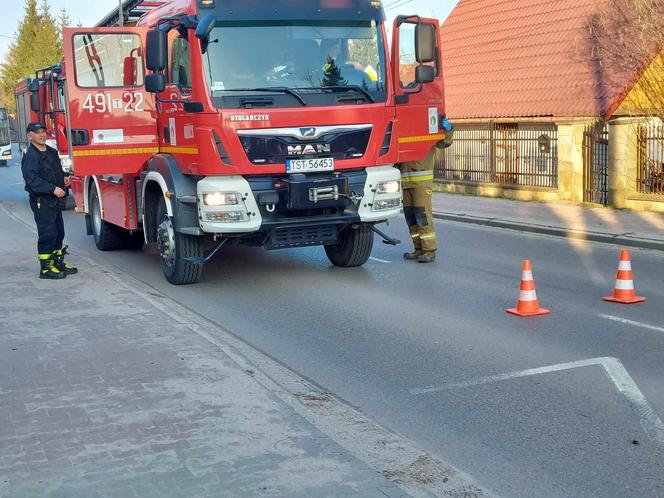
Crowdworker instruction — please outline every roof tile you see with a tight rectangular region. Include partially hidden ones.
[441,0,640,119]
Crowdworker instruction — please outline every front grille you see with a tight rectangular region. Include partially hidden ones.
[266,225,339,249]
[239,128,371,164]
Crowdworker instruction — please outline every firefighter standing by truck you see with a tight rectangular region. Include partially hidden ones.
[21,123,77,279]
[401,117,454,263]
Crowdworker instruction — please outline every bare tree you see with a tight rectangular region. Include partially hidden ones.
[589,0,664,120]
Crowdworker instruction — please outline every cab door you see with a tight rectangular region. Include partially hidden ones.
[63,27,157,175]
[391,17,446,163]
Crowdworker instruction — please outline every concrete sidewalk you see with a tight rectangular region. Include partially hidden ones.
[0,204,488,498]
[433,193,664,251]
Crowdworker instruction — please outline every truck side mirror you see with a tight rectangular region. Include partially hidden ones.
[145,73,165,93]
[30,92,41,112]
[415,65,435,84]
[195,14,216,39]
[146,29,167,71]
[28,80,39,92]
[196,14,216,54]
[415,23,436,64]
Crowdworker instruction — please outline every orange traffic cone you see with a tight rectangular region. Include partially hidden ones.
[603,249,646,304]
[506,259,550,317]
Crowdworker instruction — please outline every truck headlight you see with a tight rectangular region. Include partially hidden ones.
[1,149,10,156]
[376,180,400,194]
[203,192,240,206]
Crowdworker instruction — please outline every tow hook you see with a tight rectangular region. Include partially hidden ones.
[370,225,401,246]
[184,237,228,265]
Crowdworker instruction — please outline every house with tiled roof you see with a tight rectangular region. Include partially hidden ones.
[435,0,664,212]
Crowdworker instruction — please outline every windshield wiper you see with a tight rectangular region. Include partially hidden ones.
[217,87,307,106]
[320,85,375,103]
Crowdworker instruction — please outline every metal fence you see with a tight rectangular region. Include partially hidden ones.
[637,120,664,195]
[583,121,609,205]
[434,123,559,188]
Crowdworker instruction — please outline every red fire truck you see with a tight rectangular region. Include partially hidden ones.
[24,0,448,284]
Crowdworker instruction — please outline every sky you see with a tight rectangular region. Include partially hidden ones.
[0,0,459,62]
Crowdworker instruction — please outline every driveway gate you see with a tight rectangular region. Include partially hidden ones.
[583,121,609,205]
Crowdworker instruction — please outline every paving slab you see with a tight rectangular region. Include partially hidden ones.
[0,201,490,498]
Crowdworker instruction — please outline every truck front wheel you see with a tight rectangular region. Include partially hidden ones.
[156,197,203,285]
[324,223,374,267]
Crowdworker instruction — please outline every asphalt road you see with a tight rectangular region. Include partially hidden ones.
[3,147,663,497]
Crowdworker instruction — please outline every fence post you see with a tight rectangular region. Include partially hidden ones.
[608,118,641,209]
[556,121,586,202]
[489,121,496,182]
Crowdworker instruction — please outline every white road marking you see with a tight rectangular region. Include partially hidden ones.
[369,257,391,264]
[410,356,664,446]
[598,314,664,334]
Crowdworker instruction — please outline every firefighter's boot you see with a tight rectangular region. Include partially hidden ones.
[52,246,78,275]
[38,254,66,280]
[417,251,436,264]
[403,228,422,260]
[403,250,422,260]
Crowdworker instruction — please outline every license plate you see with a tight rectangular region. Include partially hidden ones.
[286,157,334,173]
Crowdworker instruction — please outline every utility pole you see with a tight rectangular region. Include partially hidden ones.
[118,0,124,26]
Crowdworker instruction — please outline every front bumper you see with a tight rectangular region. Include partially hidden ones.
[197,166,402,236]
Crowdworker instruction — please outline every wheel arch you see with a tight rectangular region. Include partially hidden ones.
[142,154,200,243]
[84,176,103,215]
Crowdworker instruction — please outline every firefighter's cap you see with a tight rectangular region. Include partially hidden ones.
[26,122,47,133]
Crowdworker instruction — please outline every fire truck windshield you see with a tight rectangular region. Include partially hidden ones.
[203,20,387,107]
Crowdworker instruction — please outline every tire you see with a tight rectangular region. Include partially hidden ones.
[324,223,374,267]
[89,183,125,251]
[156,197,203,285]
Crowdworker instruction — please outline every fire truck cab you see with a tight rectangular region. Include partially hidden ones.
[59,0,447,284]
[15,68,74,175]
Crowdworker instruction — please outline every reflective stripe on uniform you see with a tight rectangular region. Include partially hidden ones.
[411,233,420,238]
[419,232,436,240]
[401,169,434,179]
[402,175,434,184]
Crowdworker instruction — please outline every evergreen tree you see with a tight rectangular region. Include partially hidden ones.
[56,8,71,54]
[36,0,61,67]
[0,0,62,114]
[321,55,347,87]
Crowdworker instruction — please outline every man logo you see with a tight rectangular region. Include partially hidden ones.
[287,143,331,156]
[300,127,316,138]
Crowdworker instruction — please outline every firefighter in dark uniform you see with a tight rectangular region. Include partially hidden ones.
[401,116,454,263]
[21,123,78,279]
